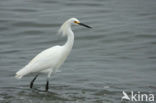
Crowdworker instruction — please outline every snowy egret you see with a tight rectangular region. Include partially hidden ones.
[15,18,92,91]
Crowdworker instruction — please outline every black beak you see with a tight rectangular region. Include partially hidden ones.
[78,23,92,29]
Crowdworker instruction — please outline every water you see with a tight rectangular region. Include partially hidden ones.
[0,0,156,102]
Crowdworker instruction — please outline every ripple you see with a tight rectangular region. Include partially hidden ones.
[0,0,156,102]
[12,8,38,13]
[12,21,58,28]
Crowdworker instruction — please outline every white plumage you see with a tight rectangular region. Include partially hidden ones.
[15,18,91,91]
[16,46,63,78]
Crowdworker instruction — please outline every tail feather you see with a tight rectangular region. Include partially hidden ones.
[15,66,29,79]
[15,74,23,79]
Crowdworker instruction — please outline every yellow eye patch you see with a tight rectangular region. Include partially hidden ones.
[74,21,80,24]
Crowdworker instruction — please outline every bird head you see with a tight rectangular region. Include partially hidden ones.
[58,18,91,36]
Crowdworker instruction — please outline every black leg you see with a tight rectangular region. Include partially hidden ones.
[45,79,49,92]
[30,74,38,88]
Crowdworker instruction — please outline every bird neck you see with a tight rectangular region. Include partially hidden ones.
[64,27,74,50]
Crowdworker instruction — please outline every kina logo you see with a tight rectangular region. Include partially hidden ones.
[121,91,155,102]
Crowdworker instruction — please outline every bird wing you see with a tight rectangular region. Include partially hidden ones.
[23,46,63,73]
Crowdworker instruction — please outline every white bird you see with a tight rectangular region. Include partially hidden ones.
[15,18,92,91]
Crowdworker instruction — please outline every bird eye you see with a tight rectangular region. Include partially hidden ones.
[74,21,79,24]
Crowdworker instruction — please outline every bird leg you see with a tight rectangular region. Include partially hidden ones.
[45,70,53,92]
[45,79,49,92]
[30,74,38,88]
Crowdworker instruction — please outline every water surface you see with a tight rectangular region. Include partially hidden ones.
[0,0,156,102]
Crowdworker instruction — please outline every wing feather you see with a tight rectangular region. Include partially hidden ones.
[15,46,63,78]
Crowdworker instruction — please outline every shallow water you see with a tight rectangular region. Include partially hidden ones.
[0,0,156,102]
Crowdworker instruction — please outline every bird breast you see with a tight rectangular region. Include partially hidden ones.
[54,46,72,69]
